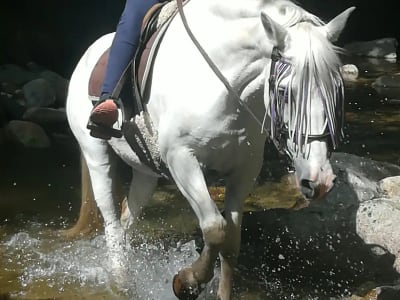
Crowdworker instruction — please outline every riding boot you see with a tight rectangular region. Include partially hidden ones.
[90,94,119,127]
[87,94,124,139]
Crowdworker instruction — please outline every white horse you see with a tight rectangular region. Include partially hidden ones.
[66,0,354,298]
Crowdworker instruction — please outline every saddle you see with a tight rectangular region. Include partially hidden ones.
[87,0,182,178]
[88,0,177,112]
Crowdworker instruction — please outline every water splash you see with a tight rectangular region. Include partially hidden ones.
[1,222,203,299]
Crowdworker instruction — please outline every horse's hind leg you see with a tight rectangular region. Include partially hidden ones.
[122,169,158,230]
[62,154,103,239]
[63,152,127,239]
[79,141,126,265]
[217,162,262,300]
[166,147,226,299]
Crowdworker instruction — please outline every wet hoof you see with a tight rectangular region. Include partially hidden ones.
[172,268,202,300]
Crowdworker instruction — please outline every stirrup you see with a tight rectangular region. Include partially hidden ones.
[87,120,123,139]
[87,97,125,140]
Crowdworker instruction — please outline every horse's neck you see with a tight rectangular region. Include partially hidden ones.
[203,0,293,21]
[185,0,273,93]
[204,0,268,18]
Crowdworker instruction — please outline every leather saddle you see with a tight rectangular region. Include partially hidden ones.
[88,0,178,119]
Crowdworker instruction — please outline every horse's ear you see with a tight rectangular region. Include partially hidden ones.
[260,12,287,51]
[321,7,356,42]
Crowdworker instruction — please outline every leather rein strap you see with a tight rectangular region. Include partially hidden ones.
[175,0,270,136]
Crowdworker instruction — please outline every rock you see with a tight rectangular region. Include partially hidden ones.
[376,285,400,300]
[0,92,26,120]
[344,38,398,59]
[22,107,67,124]
[357,197,400,272]
[0,128,8,144]
[22,78,56,108]
[0,82,19,94]
[5,120,51,148]
[371,74,400,101]
[359,57,398,73]
[340,64,359,81]
[0,64,36,85]
[25,61,47,73]
[329,152,400,204]
[372,74,400,88]
[372,85,400,101]
[0,102,6,126]
[379,176,400,198]
[356,175,400,273]
[39,70,69,107]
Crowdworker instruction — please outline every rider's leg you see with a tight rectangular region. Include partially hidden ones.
[90,0,159,128]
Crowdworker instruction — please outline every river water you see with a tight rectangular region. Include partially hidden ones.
[1,56,400,299]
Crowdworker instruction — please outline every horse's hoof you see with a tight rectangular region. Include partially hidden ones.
[172,271,201,300]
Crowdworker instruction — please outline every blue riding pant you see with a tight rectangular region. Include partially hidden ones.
[101,0,160,96]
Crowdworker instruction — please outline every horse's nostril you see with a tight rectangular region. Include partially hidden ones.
[300,179,317,199]
[300,179,316,190]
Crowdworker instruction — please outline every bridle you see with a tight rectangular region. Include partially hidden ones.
[175,1,342,158]
[268,46,340,157]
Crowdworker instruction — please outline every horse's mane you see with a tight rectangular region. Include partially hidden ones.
[269,0,344,154]
[263,0,323,27]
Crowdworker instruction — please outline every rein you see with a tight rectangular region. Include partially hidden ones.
[175,0,270,136]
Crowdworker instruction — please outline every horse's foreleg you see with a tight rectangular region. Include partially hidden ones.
[166,147,226,299]
[122,169,158,229]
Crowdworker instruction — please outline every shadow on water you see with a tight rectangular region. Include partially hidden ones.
[1,56,400,299]
[0,135,81,224]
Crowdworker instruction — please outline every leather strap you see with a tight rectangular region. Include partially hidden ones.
[175,0,269,135]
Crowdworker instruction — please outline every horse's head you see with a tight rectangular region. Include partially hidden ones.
[261,5,355,200]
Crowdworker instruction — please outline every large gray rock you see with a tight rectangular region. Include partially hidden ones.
[5,120,51,148]
[0,91,26,120]
[357,176,400,272]
[22,107,68,134]
[379,176,400,198]
[22,107,67,124]
[38,70,69,107]
[22,78,56,108]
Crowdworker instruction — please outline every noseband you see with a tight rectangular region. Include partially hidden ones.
[268,47,343,156]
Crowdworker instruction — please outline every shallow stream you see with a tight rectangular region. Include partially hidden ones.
[1,56,400,299]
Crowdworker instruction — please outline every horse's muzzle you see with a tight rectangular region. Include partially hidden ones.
[299,177,334,201]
